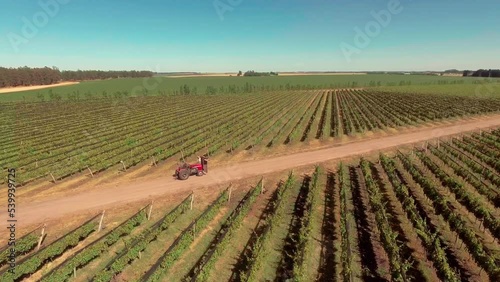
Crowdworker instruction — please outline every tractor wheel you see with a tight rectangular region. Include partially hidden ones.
[196,170,203,176]
[178,169,190,180]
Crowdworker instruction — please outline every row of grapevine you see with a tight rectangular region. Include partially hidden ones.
[440,142,500,187]
[187,179,263,281]
[338,163,355,282]
[141,188,230,282]
[0,215,99,281]
[414,151,500,238]
[42,205,150,281]
[92,193,193,281]
[428,145,500,207]
[292,166,321,280]
[0,228,39,267]
[398,153,500,280]
[316,91,331,139]
[379,154,461,281]
[359,159,412,281]
[452,138,500,173]
[238,172,296,281]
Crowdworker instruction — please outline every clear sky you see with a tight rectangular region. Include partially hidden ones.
[0,0,498,72]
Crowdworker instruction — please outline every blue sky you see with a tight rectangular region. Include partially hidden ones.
[0,0,499,72]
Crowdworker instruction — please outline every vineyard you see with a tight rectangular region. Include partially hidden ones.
[1,129,499,281]
[1,89,500,186]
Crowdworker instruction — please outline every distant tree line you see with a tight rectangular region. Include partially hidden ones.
[0,67,61,88]
[0,66,154,88]
[463,69,500,78]
[61,70,154,81]
[241,70,279,77]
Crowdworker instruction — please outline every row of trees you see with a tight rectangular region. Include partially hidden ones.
[0,67,61,88]
[61,70,154,81]
[0,66,154,88]
[463,69,500,78]
[238,70,279,77]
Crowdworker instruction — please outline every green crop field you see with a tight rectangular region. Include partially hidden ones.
[2,129,499,281]
[0,74,494,102]
[377,82,500,97]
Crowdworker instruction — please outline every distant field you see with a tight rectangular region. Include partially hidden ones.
[0,74,494,102]
[377,82,500,97]
[164,72,368,77]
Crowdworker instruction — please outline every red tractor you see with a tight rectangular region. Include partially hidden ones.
[175,156,208,180]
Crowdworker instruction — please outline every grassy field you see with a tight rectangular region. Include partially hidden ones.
[0,74,495,102]
[377,82,500,97]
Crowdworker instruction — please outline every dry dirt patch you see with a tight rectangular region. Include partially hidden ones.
[0,82,79,94]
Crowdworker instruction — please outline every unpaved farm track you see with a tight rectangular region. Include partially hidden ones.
[11,114,500,227]
[0,82,79,94]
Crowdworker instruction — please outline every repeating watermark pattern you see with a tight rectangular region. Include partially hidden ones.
[7,0,71,53]
[213,0,244,21]
[340,0,408,62]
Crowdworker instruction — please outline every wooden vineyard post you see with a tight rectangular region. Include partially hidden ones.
[120,161,127,172]
[152,156,157,167]
[148,201,154,220]
[261,178,265,194]
[437,138,440,149]
[74,267,77,278]
[87,166,94,178]
[36,224,46,251]
[181,150,185,162]
[228,184,233,203]
[50,173,56,183]
[35,159,38,168]
[190,192,194,210]
[139,251,142,259]
[98,210,105,232]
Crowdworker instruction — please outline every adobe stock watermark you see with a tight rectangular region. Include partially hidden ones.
[213,0,243,21]
[6,0,71,53]
[340,0,410,62]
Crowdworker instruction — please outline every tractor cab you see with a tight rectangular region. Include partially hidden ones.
[175,156,208,180]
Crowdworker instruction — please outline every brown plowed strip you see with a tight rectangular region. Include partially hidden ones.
[0,82,79,94]
[12,114,500,227]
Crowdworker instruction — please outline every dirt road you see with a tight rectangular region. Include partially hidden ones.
[11,114,500,226]
[0,82,79,94]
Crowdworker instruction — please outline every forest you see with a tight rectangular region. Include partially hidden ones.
[463,69,500,78]
[0,66,153,88]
